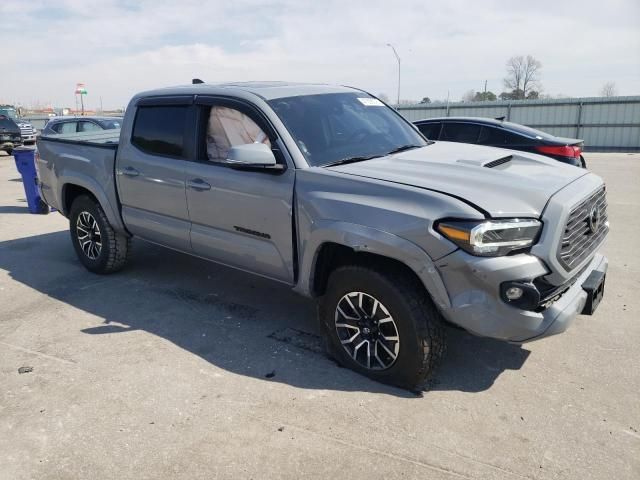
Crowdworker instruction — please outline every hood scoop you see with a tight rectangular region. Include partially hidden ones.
[484,155,513,168]
[454,154,513,168]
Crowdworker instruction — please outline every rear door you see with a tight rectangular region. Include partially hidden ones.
[183,97,295,283]
[115,97,194,251]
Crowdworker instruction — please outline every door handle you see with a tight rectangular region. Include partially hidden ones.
[118,166,140,177]
[187,178,211,191]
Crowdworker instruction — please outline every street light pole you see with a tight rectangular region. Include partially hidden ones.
[386,43,401,107]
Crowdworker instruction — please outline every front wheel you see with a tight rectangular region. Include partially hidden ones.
[319,265,445,390]
[69,195,130,274]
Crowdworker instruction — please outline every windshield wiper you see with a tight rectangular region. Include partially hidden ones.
[323,144,425,168]
[323,154,381,167]
[384,144,424,155]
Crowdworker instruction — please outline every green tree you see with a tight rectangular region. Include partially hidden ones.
[472,91,497,102]
[419,97,431,104]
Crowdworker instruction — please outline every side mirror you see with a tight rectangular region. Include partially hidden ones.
[226,143,277,167]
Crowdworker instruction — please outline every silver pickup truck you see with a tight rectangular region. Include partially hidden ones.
[36,82,609,389]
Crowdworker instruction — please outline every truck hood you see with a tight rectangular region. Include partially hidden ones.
[328,141,589,217]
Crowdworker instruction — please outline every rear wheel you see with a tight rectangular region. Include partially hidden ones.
[69,195,130,274]
[319,265,445,390]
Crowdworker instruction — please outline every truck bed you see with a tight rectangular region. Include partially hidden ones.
[39,129,121,147]
[36,130,124,232]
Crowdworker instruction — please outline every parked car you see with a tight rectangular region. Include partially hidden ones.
[414,117,587,168]
[41,116,123,136]
[35,82,608,389]
[0,115,23,155]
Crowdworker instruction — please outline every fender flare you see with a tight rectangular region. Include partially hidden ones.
[59,172,127,234]
[294,220,451,310]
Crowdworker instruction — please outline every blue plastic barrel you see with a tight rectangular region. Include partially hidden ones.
[13,147,49,214]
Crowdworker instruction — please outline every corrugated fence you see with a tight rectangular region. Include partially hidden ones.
[398,96,640,152]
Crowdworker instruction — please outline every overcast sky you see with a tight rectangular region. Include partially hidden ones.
[2,0,639,109]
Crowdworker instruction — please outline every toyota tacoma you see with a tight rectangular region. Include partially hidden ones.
[35,82,609,389]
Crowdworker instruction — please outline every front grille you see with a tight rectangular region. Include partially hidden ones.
[19,125,34,136]
[557,186,608,270]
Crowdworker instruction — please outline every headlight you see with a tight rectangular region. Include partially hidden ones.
[436,218,542,256]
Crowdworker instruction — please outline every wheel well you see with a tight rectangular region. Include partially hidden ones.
[311,242,424,297]
[62,184,96,216]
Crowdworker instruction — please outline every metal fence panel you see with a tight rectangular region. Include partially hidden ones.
[398,96,640,151]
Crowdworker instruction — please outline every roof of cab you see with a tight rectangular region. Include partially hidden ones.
[134,81,360,101]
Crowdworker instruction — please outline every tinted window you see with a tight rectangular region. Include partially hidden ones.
[132,106,187,157]
[501,121,556,140]
[440,123,481,143]
[478,126,506,145]
[78,121,103,133]
[417,122,441,140]
[269,92,426,167]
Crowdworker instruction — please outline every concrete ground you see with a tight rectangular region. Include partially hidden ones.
[0,152,638,480]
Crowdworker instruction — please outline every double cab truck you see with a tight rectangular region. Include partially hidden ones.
[35,82,609,389]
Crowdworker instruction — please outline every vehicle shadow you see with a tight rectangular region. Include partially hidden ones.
[0,230,530,396]
[0,205,30,214]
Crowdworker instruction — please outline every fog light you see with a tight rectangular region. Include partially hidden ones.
[500,281,541,311]
[505,286,524,300]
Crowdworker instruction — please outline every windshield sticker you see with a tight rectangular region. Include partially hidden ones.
[357,98,384,106]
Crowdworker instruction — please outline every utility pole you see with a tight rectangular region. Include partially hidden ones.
[386,43,401,107]
[484,80,487,94]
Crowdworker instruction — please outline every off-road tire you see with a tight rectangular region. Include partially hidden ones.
[319,265,445,390]
[69,195,130,274]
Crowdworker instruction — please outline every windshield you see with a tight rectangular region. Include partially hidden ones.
[0,107,18,120]
[268,92,426,167]
[99,118,123,129]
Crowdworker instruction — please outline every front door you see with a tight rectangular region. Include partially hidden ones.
[116,100,193,251]
[184,98,295,283]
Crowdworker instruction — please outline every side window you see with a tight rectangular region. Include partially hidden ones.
[417,122,441,140]
[58,122,77,134]
[205,106,271,162]
[503,130,528,146]
[132,105,188,157]
[440,123,481,143]
[78,121,102,133]
[478,126,507,145]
